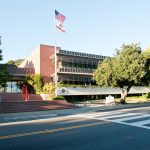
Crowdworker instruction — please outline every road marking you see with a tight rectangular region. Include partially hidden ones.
[87,113,137,120]
[0,121,107,140]
[72,111,126,118]
[130,119,150,126]
[111,114,150,122]
[74,111,150,130]
[4,114,58,120]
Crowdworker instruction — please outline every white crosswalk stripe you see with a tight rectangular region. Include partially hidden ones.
[74,111,150,130]
[110,114,150,122]
[130,119,150,126]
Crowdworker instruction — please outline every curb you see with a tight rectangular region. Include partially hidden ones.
[0,103,150,125]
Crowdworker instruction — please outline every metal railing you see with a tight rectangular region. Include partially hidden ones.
[58,67,93,74]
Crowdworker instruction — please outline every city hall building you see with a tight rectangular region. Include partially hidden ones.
[1,44,150,101]
[1,44,107,93]
[19,44,107,85]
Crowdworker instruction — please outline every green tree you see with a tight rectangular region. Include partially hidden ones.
[145,47,150,56]
[25,74,44,94]
[14,59,24,66]
[6,60,15,65]
[93,43,147,103]
[6,59,24,66]
[0,37,11,87]
[42,83,55,99]
[0,64,11,87]
[0,49,2,61]
[144,47,150,85]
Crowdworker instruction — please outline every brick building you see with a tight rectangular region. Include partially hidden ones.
[1,44,149,102]
[1,44,107,93]
[19,44,107,85]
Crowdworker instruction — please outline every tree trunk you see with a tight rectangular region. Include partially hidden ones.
[120,86,131,104]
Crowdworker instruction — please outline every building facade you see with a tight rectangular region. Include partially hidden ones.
[19,44,107,85]
[1,44,149,101]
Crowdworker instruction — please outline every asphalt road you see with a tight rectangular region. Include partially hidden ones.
[1,106,150,150]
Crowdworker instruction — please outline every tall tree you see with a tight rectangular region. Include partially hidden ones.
[0,64,11,87]
[0,37,11,87]
[93,43,147,103]
[144,47,150,85]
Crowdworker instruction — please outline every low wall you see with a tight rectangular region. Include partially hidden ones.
[0,93,43,102]
[57,86,150,96]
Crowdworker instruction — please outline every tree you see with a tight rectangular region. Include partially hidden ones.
[0,37,11,87]
[0,49,2,61]
[6,60,15,65]
[144,47,150,85]
[93,43,147,103]
[6,59,24,66]
[0,64,11,87]
[42,83,55,99]
[25,74,44,94]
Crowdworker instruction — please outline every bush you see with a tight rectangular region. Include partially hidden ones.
[143,92,150,99]
[42,83,55,100]
[52,95,65,100]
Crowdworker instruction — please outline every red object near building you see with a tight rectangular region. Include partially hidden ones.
[22,84,29,101]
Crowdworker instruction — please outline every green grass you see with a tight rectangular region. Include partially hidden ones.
[114,96,150,104]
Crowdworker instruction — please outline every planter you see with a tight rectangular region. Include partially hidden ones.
[40,94,51,101]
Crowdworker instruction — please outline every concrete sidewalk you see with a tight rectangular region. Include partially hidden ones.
[0,102,150,124]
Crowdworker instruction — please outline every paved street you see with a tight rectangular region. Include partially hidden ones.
[1,106,150,150]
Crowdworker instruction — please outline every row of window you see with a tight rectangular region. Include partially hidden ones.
[59,50,106,59]
[59,68,93,74]
[61,61,97,69]
[60,75,92,82]
[0,82,21,93]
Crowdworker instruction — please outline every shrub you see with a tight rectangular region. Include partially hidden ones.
[26,74,44,94]
[143,92,150,99]
[52,95,65,100]
[42,83,55,99]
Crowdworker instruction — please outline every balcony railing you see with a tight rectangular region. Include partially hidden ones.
[58,49,107,60]
[58,67,93,75]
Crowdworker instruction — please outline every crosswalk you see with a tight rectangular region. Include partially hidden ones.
[73,111,150,130]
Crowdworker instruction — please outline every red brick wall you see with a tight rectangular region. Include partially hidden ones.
[40,45,55,83]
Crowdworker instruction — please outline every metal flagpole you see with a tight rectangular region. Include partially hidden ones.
[54,10,58,95]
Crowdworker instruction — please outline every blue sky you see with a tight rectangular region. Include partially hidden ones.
[0,0,150,63]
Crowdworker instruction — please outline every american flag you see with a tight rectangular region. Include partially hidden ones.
[55,10,66,23]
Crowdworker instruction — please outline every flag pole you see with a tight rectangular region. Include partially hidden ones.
[54,10,58,95]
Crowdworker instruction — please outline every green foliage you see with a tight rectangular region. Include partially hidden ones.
[42,82,55,93]
[6,60,15,65]
[144,47,150,85]
[6,59,24,66]
[93,43,147,87]
[42,83,55,98]
[93,58,114,86]
[0,64,12,87]
[142,93,150,99]
[58,82,96,88]
[145,47,150,57]
[0,39,12,87]
[52,95,65,100]
[0,49,2,61]
[25,74,44,94]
